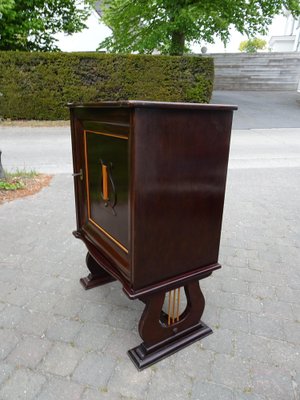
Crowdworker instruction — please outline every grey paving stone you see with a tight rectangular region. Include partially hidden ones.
[147,368,192,400]
[232,294,263,314]
[205,290,235,309]
[35,376,85,400]
[72,352,116,387]
[283,320,300,344]
[77,301,112,323]
[262,299,294,320]
[172,344,214,380]
[38,342,83,377]
[0,303,6,313]
[191,381,234,400]
[233,391,266,400]
[249,313,285,340]
[26,292,60,313]
[107,360,152,398]
[201,328,234,355]
[74,322,114,352]
[52,296,84,318]
[220,278,249,295]
[106,305,139,330]
[7,336,52,368]
[211,353,251,390]
[45,316,82,343]
[0,328,19,360]
[251,362,295,400]
[219,308,249,333]
[0,368,46,400]
[5,286,36,307]
[103,328,140,359]
[275,286,300,304]
[234,332,300,369]
[0,363,14,385]
[81,387,123,400]
[0,304,28,328]
[16,310,51,336]
[248,283,276,300]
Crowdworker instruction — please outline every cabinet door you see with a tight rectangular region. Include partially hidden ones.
[84,129,129,253]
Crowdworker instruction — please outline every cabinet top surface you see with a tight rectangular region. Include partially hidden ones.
[68,100,238,111]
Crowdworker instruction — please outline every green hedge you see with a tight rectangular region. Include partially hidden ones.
[0,52,214,120]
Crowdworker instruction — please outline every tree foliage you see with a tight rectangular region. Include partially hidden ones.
[0,0,93,51]
[98,0,300,55]
[239,37,267,53]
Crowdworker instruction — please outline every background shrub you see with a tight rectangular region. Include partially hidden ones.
[0,52,214,120]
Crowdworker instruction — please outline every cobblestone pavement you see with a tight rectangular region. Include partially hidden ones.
[1,143,300,398]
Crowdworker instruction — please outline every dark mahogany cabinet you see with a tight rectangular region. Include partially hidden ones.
[69,101,237,369]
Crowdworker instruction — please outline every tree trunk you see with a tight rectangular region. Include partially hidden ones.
[170,30,185,56]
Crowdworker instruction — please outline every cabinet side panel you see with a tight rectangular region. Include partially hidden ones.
[132,107,233,290]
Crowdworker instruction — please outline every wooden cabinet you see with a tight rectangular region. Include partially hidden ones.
[69,101,237,369]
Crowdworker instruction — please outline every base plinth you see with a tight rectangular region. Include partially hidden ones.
[128,322,212,370]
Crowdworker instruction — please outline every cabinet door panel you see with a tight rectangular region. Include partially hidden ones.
[84,130,129,252]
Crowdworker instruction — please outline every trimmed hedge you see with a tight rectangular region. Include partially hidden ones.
[0,52,214,120]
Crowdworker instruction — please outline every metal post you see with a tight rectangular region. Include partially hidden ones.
[0,150,5,179]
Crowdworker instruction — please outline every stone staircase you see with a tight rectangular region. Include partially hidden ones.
[211,52,300,91]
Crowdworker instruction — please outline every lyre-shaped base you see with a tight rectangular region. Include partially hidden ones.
[128,280,212,370]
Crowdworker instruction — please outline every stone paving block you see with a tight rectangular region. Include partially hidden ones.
[205,289,235,309]
[107,360,152,398]
[275,286,300,304]
[0,328,19,360]
[233,391,267,400]
[74,321,114,352]
[35,376,85,400]
[38,342,83,377]
[251,362,295,400]
[0,368,46,400]
[7,336,52,368]
[81,387,123,400]
[249,313,285,340]
[201,304,221,328]
[219,308,249,333]
[248,283,276,300]
[0,303,6,313]
[232,294,263,314]
[0,304,28,329]
[191,381,234,400]
[220,278,249,295]
[26,292,61,313]
[259,271,289,287]
[146,367,192,400]
[172,344,214,380]
[211,353,251,390]
[77,301,112,323]
[201,328,234,355]
[262,299,294,320]
[16,310,52,336]
[4,286,36,307]
[234,333,273,364]
[292,304,300,322]
[106,305,139,330]
[52,296,84,318]
[0,363,14,385]
[72,352,116,387]
[102,328,140,359]
[45,316,82,343]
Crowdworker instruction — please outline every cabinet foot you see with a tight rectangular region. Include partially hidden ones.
[80,252,116,290]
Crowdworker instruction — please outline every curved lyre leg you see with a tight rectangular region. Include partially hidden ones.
[128,280,212,370]
[80,252,116,290]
